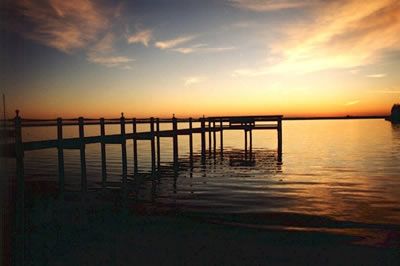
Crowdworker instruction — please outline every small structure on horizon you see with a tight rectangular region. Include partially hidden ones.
[387,104,400,123]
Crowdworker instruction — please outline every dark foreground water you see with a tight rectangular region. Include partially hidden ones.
[4,119,400,244]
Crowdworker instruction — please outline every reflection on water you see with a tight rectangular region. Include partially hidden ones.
[8,120,400,236]
[131,149,283,211]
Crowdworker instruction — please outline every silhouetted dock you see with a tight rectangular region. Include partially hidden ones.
[2,111,283,191]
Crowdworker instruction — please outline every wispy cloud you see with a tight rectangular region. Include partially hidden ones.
[127,29,153,46]
[345,100,360,106]
[87,32,134,68]
[155,35,196,50]
[12,0,109,53]
[184,76,206,87]
[91,32,115,53]
[233,0,400,76]
[230,0,312,12]
[366,73,387,78]
[173,44,236,54]
[87,53,134,67]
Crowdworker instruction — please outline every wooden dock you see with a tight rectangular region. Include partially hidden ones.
[2,111,283,191]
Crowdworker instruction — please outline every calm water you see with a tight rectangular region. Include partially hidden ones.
[5,119,400,237]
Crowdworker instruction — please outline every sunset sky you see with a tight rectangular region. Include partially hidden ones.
[1,0,400,118]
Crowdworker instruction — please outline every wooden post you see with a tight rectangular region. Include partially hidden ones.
[249,129,253,159]
[57,118,64,194]
[244,129,248,159]
[189,118,193,164]
[172,115,178,167]
[213,120,216,156]
[200,116,206,162]
[14,110,24,266]
[220,118,223,157]
[132,118,138,174]
[120,113,127,191]
[277,118,282,162]
[78,117,87,193]
[100,118,107,188]
[208,119,212,155]
[156,118,161,170]
[150,117,156,173]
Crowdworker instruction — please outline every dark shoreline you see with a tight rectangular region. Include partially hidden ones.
[3,180,397,265]
[21,187,400,266]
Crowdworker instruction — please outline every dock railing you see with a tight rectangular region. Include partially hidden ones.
[2,111,283,194]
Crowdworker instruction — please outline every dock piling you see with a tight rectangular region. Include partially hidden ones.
[244,129,248,159]
[200,116,206,162]
[78,117,87,193]
[14,110,24,266]
[208,120,212,156]
[120,113,127,192]
[277,117,282,162]
[172,115,178,167]
[132,118,138,174]
[213,120,216,157]
[150,117,156,173]
[100,118,107,188]
[249,128,253,159]
[220,118,223,157]
[156,118,161,170]
[56,117,64,194]
[189,117,193,164]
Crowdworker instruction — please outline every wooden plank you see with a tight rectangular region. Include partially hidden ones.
[229,117,255,125]
[23,139,58,150]
[156,129,192,137]
[224,125,278,130]
[208,115,283,122]
[62,140,82,149]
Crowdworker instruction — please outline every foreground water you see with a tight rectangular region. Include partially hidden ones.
[5,119,400,240]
